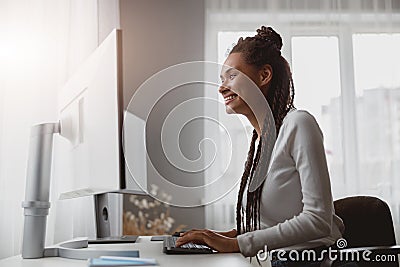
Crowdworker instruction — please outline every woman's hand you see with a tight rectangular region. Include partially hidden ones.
[175,229,240,253]
[216,229,237,238]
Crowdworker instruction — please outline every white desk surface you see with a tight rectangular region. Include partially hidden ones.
[0,236,271,267]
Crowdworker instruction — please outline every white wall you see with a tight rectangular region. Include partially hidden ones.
[0,0,101,258]
[119,0,206,229]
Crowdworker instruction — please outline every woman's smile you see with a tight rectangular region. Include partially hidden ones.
[224,93,238,105]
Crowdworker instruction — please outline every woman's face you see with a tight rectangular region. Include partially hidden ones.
[219,53,270,117]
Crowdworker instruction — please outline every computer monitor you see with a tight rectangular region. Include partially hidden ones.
[57,29,145,197]
[21,29,149,259]
[123,110,147,193]
[55,29,146,238]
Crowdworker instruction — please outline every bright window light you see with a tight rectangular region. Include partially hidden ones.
[353,33,400,95]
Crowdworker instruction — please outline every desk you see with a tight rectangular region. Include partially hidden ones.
[0,236,271,267]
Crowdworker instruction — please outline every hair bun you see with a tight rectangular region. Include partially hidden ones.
[256,26,283,51]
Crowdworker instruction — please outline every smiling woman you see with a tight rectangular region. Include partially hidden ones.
[176,26,345,267]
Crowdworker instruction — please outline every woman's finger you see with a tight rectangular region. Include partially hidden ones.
[175,236,188,246]
[176,231,198,246]
[176,231,207,247]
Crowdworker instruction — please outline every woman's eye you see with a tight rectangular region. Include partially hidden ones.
[229,74,236,80]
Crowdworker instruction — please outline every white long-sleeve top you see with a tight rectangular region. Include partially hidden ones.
[237,109,344,257]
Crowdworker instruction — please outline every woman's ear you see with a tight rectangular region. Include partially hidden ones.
[259,64,273,87]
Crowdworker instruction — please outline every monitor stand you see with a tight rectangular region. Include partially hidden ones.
[90,193,138,244]
[43,238,139,259]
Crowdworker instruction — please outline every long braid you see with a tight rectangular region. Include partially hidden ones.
[245,138,262,232]
[233,26,296,235]
[236,130,258,234]
[288,73,296,111]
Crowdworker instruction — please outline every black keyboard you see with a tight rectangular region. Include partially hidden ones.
[163,236,214,254]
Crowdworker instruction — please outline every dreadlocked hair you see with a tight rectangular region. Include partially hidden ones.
[233,26,296,235]
[230,26,295,135]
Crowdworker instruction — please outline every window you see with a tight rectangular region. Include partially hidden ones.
[353,34,400,96]
[352,33,400,224]
[291,36,344,199]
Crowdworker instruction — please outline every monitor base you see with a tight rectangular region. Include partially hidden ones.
[43,238,139,260]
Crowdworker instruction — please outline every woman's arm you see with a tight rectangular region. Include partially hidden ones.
[179,228,237,238]
[216,229,237,238]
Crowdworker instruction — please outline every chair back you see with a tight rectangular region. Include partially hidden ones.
[334,196,396,248]
[334,196,398,267]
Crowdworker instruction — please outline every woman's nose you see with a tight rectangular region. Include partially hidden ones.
[219,83,229,94]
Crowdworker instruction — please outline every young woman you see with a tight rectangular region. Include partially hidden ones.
[176,26,344,266]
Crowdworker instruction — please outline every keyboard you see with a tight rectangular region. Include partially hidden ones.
[163,236,214,254]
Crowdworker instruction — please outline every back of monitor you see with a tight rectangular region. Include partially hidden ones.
[57,29,125,197]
